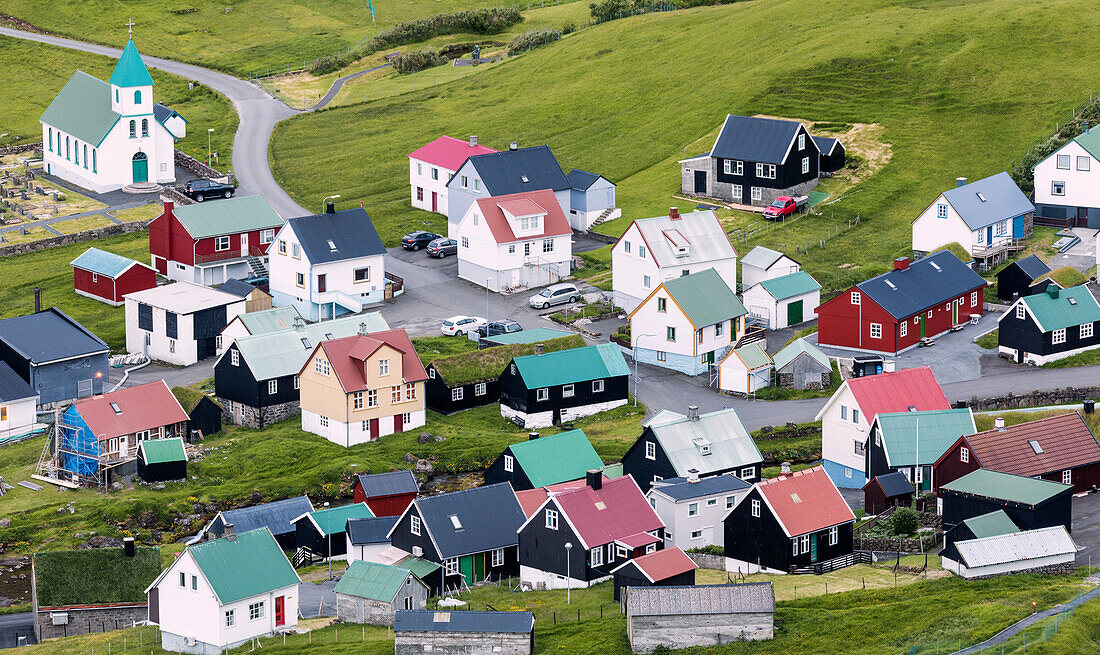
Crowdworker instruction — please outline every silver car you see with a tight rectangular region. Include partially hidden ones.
[529,283,580,309]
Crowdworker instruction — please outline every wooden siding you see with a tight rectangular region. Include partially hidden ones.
[724,487,853,572]
[498,366,629,424]
[940,489,1073,535]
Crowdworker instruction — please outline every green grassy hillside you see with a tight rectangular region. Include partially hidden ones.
[270,0,1100,290]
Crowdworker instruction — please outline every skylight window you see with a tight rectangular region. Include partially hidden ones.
[521,175,529,183]
[301,338,311,349]
[327,239,337,251]
[1069,298,1078,306]
[325,333,334,340]
[110,402,122,415]
[790,493,802,504]
[885,280,896,290]
[449,515,463,530]
[976,192,987,202]
[594,501,607,511]
[929,262,942,272]
[1028,439,1044,454]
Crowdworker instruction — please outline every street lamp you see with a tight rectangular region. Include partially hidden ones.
[564,542,573,604]
[632,333,656,407]
[323,501,333,581]
[206,128,214,167]
[322,194,341,214]
[486,277,491,325]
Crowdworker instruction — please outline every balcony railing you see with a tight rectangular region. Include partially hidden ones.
[194,246,267,265]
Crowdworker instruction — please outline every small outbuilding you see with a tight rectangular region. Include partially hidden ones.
[351,471,420,517]
[346,516,399,562]
[626,583,775,653]
[70,247,157,306]
[862,472,914,515]
[740,246,800,291]
[943,525,1077,579]
[137,436,187,482]
[772,338,832,390]
[995,254,1052,302]
[812,136,847,173]
[941,509,1020,563]
[217,278,272,313]
[717,343,773,395]
[939,469,1073,535]
[171,386,223,439]
[741,270,821,329]
[292,503,374,560]
[394,609,534,655]
[334,560,429,625]
[565,168,619,231]
[611,546,697,602]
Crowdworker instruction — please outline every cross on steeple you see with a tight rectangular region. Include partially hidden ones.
[125,19,135,36]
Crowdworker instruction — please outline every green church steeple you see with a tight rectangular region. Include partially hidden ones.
[110,38,154,88]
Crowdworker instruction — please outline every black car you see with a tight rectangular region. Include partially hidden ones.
[426,238,458,258]
[478,319,523,338]
[401,231,442,251]
[185,179,235,202]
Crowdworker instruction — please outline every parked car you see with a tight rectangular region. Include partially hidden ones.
[185,179,234,202]
[402,231,442,251]
[528,283,580,309]
[478,319,523,338]
[426,238,458,258]
[441,315,486,337]
[762,195,808,220]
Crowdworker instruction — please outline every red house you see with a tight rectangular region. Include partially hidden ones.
[816,251,987,355]
[148,196,283,287]
[351,470,419,517]
[933,412,1100,495]
[70,247,156,306]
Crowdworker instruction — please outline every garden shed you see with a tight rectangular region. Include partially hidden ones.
[772,338,831,390]
[862,472,914,515]
[136,436,187,482]
[172,386,222,439]
[718,343,773,395]
[611,546,697,602]
[626,583,775,652]
[334,561,429,625]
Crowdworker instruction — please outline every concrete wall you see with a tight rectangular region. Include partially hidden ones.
[395,630,532,655]
[34,604,147,640]
[627,612,773,653]
[336,582,427,625]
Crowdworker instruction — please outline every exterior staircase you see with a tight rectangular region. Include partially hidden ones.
[245,253,268,278]
[734,326,767,349]
[591,207,616,227]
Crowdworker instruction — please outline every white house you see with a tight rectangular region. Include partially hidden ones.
[455,189,573,292]
[739,246,800,291]
[742,271,821,329]
[647,473,751,549]
[346,517,397,563]
[269,205,388,321]
[40,38,183,193]
[628,268,746,375]
[717,343,773,395]
[146,527,300,655]
[565,169,620,231]
[1033,123,1100,229]
[612,208,738,313]
[911,172,1034,265]
[814,366,950,488]
[407,135,497,215]
[0,362,40,442]
[125,282,246,366]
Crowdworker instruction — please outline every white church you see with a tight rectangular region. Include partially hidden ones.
[39,36,185,193]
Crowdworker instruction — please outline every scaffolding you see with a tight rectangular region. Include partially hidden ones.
[33,408,129,492]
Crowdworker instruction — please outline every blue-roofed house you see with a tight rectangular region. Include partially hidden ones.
[565,168,620,230]
[71,247,157,306]
[40,38,183,193]
[647,473,752,549]
[911,172,1034,268]
[0,308,109,406]
[0,362,40,443]
[217,278,272,313]
[395,610,534,654]
[346,516,399,562]
[207,495,314,550]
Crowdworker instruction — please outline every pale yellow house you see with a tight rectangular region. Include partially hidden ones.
[298,329,428,446]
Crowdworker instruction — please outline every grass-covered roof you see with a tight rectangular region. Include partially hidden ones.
[171,385,206,412]
[34,546,161,607]
[429,335,586,386]
[1033,266,1087,289]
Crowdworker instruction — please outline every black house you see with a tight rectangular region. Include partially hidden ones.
[208,495,314,550]
[995,255,1052,302]
[483,428,603,491]
[812,136,847,173]
[172,386,222,438]
[498,343,630,429]
[862,472,914,515]
[680,115,821,207]
[939,469,1073,536]
[941,510,1020,564]
[997,284,1100,365]
[388,483,525,595]
[290,502,374,559]
[136,437,187,483]
[610,546,697,602]
[723,467,855,574]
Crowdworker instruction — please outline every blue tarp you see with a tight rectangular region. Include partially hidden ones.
[59,406,100,477]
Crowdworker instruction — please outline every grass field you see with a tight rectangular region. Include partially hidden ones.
[107,203,163,223]
[0,34,237,163]
[270,0,1100,283]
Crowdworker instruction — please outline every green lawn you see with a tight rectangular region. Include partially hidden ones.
[1042,348,1100,368]
[0,35,236,164]
[271,0,1100,273]
[754,362,841,400]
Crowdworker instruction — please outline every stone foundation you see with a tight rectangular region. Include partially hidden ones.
[219,398,300,429]
[967,561,1076,580]
[957,387,1100,411]
[34,604,147,640]
[776,372,830,389]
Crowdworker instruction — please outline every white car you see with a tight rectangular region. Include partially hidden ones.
[441,315,486,336]
[528,283,580,309]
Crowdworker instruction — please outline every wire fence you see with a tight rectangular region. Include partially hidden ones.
[68,625,160,655]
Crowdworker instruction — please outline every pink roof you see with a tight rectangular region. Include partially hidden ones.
[407,136,497,172]
[756,466,855,537]
[624,547,697,582]
[553,476,663,549]
[846,366,949,423]
[616,532,660,548]
[474,189,572,244]
[318,329,428,393]
[72,380,188,441]
[516,476,609,518]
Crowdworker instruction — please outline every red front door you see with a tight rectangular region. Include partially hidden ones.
[394,413,404,434]
[275,596,285,627]
[431,192,438,212]
[369,418,380,441]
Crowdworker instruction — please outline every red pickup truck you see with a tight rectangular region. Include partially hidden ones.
[762,195,808,220]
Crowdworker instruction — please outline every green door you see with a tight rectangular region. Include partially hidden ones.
[706,350,715,364]
[810,534,818,562]
[459,555,473,585]
[132,152,148,183]
[919,315,926,339]
[474,553,486,582]
[951,300,959,326]
[787,299,804,327]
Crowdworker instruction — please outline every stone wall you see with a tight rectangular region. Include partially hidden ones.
[628,612,774,653]
[967,561,1076,580]
[395,631,532,655]
[337,593,396,626]
[0,142,42,156]
[0,219,153,257]
[957,387,1100,411]
[686,553,726,571]
[34,604,147,640]
[174,150,234,186]
[219,398,300,429]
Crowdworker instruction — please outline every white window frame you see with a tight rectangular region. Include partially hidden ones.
[249,602,264,621]
[367,389,378,407]
[1052,181,1065,196]
[592,379,604,393]
[451,387,463,402]
[1016,304,1026,320]
[444,558,459,576]
[379,359,390,376]
[1077,156,1091,171]
[751,186,762,201]
[411,515,421,536]
[1063,470,1073,485]
[475,382,487,396]
[224,610,235,628]
[591,546,604,567]
[645,441,656,460]
[503,454,513,472]
[268,379,278,395]
[562,384,574,398]
[870,323,882,339]
[536,388,549,402]
[723,160,732,174]
[972,291,979,306]
[900,321,907,338]
[690,530,703,540]
[726,496,736,509]
[751,499,761,517]
[802,156,810,174]
[1053,328,1066,345]
[851,292,861,305]
[734,160,743,175]
[799,134,806,150]
[491,548,504,567]
[792,539,799,555]
[741,467,756,481]
[260,229,275,245]
[688,502,699,517]
[1057,154,1071,169]
[828,526,838,546]
[230,350,239,366]
[214,236,231,252]
[800,534,810,554]
[545,509,558,530]
[1081,323,1094,339]
[960,447,969,463]
[732,184,742,199]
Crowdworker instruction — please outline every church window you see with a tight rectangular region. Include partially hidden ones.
[134,90,142,105]
[129,121,136,138]
[66,137,70,160]
[83,145,88,169]
[48,129,52,152]
[74,143,78,166]
[115,89,119,103]
[141,119,149,137]
[92,150,97,173]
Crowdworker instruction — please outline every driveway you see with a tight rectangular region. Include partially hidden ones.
[1073,492,1100,565]
[1050,228,1099,274]
[0,613,35,648]
[298,580,337,619]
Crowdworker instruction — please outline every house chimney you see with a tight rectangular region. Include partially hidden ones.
[469,135,478,147]
[780,462,791,474]
[224,522,236,541]
[893,257,910,271]
[123,537,135,557]
[359,322,369,336]
[585,469,602,491]
[687,468,700,483]
[994,417,1006,431]
[1046,284,1059,299]
[34,287,40,313]
[325,201,336,214]
[294,316,306,331]
[163,199,174,214]
[509,142,518,151]
[528,431,539,440]
[956,177,967,188]
[534,343,544,356]
[687,405,699,421]
[669,207,681,221]
[907,405,917,413]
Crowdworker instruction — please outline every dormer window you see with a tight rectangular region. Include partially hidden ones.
[693,438,711,455]
[379,359,390,376]
[521,175,529,183]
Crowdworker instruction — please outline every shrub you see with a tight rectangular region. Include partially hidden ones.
[685,545,725,556]
[888,507,919,536]
[391,50,447,74]
[590,0,634,19]
[562,22,577,35]
[507,30,562,56]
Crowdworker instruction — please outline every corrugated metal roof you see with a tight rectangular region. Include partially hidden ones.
[0,307,108,363]
[0,362,35,403]
[727,342,772,371]
[395,610,534,634]
[295,503,374,537]
[868,472,913,498]
[740,246,786,270]
[70,247,148,278]
[347,516,398,545]
[772,338,830,372]
[187,528,300,604]
[124,281,242,315]
[630,210,736,269]
[875,408,976,467]
[109,38,154,87]
[857,251,987,319]
[231,312,388,381]
[39,71,120,147]
[957,525,1076,569]
[394,556,440,580]
[334,561,419,602]
[287,207,386,264]
[758,271,821,301]
[844,367,950,425]
[756,466,855,537]
[645,408,762,476]
[941,172,1034,231]
[233,306,304,335]
[1073,124,1100,160]
[173,195,282,239]
[962,413,1100,478]
[217,496,314,537]
[941,469,1071,506]
[650,474,750,501]
[355,471,419,498]
[483,328,575,345]
[463,145,569,195]
[508,429,604,488]
[138,437,187,465]
[627,583,775,616]
[1018,285,1100,332]
[962,510,1018,539]
[72,380,189,441]
[512,343,629,389]
[415,483,525,559]
[407,135,497,171]
[711,115,812,164]
[661,268,746,327]
[551,476,663,549]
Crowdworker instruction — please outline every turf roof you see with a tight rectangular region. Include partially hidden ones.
[34,547,161,607]
[429,334,586,386]
[1032,266,1088,289]
[171,385,207,413]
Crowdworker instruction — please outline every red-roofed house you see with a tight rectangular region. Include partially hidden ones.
[610,546,697,601]
[723,466,856,574]
[298,328,427,446]
[455,189,573,292]
[814,366,950,488]
[518,472,664,590]
[407,135,497,215]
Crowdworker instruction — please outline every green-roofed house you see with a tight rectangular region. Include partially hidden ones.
[148,196,284,286]
[32,542,161,640]
[146,527,301,654]
[742,270,822,329]
[291,502,375,560]
[40,38,184,194]
[628,268,748,375]
[484,428,604,490]
[1032,122,1100,228]
[499,343,630,428]
[137,436,188,482]
[772,337,833,390]
[334,561,429,625]
[866,408,976,492]
[717,342,773,395]
[941,510,1020,564]
[997,284,1100,365]
[940,468,1073,536]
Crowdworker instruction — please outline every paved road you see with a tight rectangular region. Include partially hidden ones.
[941,364,1100,404]
[311,64,390,110]
[0,613,35,648]
[298,580,337,619]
